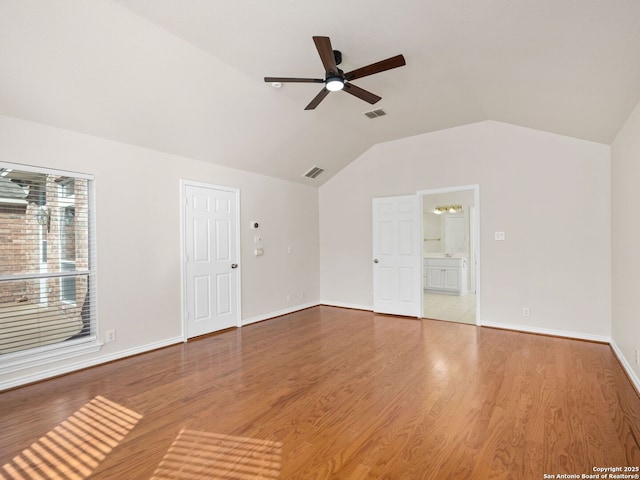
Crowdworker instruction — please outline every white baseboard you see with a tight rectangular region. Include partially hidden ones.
[5,312,636,399]
[319,300,372,312]
[242,301,321,326]
[610,339,640,395]
[480,321,611,343]
[1,336,183,391]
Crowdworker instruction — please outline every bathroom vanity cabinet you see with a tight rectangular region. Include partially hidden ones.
[424,257,467,295]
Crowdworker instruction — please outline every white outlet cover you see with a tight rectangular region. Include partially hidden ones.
[495,231,506,241]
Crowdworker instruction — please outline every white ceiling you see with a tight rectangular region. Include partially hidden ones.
[1,0,640,185]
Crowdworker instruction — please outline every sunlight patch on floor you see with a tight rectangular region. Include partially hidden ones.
[151,428,282,480]
[0,396,142,480]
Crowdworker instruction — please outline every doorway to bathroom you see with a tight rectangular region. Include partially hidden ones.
[418,185,480,325]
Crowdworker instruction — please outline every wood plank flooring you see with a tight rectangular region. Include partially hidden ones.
[1,305,640,479]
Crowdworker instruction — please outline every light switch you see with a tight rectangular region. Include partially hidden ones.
[495,231,506,241]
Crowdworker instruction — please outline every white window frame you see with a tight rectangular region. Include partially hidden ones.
[0,162,101,378]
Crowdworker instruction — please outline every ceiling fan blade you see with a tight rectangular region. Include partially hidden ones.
[304,88,330,110]
[342,83,381,105]
[264,77,324,83]
[344,54,406,81]
[313,36,339,75]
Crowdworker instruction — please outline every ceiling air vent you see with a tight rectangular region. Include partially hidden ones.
[363,108,386,119]
[302,166,325,179]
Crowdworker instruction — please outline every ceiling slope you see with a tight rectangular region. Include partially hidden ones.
[1,0,640,185]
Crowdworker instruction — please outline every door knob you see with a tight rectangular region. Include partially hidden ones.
[373,259,379,264]
[231,263,238,269]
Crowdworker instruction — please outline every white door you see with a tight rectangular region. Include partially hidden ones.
[184,183,240,338]
[372,195,421,317]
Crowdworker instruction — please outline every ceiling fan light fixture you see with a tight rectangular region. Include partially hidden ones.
[325,76,344,91]
[264,36,406,109]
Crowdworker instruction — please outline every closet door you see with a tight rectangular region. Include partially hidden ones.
[184,183,240,338]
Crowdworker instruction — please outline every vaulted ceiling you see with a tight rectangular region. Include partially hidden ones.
[1,0,640,185]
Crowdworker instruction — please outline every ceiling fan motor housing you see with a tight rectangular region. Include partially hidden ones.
[263,36,406,110]
[325,68,345,82]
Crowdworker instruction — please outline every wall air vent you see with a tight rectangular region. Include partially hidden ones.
[302,166,325,179]
[363,108,386,119]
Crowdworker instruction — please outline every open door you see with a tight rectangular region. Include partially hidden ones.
[372,195,421,317]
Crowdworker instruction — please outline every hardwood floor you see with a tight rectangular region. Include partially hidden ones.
[1,305,639,479]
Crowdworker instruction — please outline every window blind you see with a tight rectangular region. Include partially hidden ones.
[0,164,96,357]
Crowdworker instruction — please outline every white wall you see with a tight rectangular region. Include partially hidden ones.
[611,99,640,388]
[0,115,319,387]
[319,120,611,340]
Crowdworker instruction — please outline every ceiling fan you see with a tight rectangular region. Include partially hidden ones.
[264,36,406,110]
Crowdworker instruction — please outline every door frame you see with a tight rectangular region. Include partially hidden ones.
[417,184,481,325]
[179,179,242,341]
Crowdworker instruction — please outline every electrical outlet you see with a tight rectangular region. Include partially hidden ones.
[106,329,116,343]
[286,294,291,303]
[522,307,530,317]
[635,349,640,366]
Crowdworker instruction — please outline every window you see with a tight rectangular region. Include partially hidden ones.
[58,177,75,198]
[0,163,97,367]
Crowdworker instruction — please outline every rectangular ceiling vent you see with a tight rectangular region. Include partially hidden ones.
[302,166,325,179]
[363,108,386,119]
